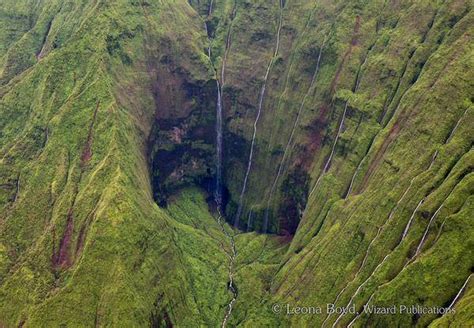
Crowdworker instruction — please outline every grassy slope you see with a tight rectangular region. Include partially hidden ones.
[208,0,473,325]
[216,0,472,233]
[0,3,286,326]
[0,0,235,326]
[269,1,474,327]
[1,0,473,327]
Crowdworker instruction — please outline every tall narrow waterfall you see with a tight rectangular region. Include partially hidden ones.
[263,43,324,232]
[215,81,223,206]
[234,0,285,228]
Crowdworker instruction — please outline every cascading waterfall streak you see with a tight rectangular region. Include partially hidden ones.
[344,132,376,199]
[330,196,424,328]
[447,274,472,310]
[216,1,237,205]
[235,0,285,227]
[309,48,370,199]
[321,176,417,326]
[210,0,237,206]
[401,198,424,239]
[347,268,470,327]
[414,204,442,256]
[221,1,236,85]
[216,209,238,328]
[445,107,468,144]
[215,81,223,205]
[266,3,323,153]
[205,1,221,204]
[346,294,374,327]
[308,100,349,199]
[205,22,211,58]
[409,175,462,262]
[208,0,214,17]
[205,3,238,326]
[246,209,254,232]
[333,157,466,326]
[263,43,324,232]
[345,156,364,198]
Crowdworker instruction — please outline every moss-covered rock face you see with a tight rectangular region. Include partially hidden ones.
[1,0,473,327]
[148,78,217,206]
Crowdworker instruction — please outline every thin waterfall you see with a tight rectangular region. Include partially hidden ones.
[344,134,376,199]
[308,49,369,199]
[215,81,223,205]
[308,100,349,198]
[215,209,238,328]
[246,210,253,232]
[331,197,425,328]
[414,204,442,256]
[205,1,221,205]
[214,1,237,207]
[203,2,237,326]
[402,198,424,239]
[345,154,365,198]
[322,177,415,327]
[204,22,211,58]
[207,37,222,206]
[235,0,285,228]
[427,149,439,170]
[446,107,468,144]
[208,0,214,17]
[447,274,472,310]
[412,173,461,260]
[221,2,236,85]
[347,294,374,327]
[207,0,233,207]
[263,42,324,232]
[264,3,321,153]
[434,217,448,243]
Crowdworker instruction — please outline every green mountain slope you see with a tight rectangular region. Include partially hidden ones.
[0,0,472,327]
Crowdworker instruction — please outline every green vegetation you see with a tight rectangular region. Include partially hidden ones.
[1,0,472,327]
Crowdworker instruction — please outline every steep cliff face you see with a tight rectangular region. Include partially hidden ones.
[0,0,473,327]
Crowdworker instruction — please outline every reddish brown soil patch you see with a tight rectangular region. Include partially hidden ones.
[53,101,100,269]
[296,104,330,170]
[53,209,74,268]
